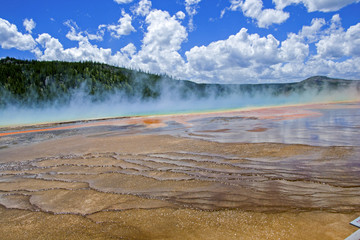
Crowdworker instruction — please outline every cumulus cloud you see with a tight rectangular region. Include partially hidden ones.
[229,0,289,28]
[280,17,360,80]
[30,9,188,76]
[274,0,360,12]
[35,32,132,67]
[298,18,326,42]
[131,10,188,74]
[279,34,309,62]
[2,7,360,84]
[121,43,137,56]
[141,10,187,52]
[114,0,134,4]
[11,9,186,75]
[36,33,66,59]
[316,16,360,59]
[25,12,360,83]
[184,28,287,82]
[23,18,36,33]
[185,0,201,31]
[0,18,36,51]
[105,10,136,38]
[187,29,281,69]
[278,16,360,80]
[181,14,360,83]
[35,21,131,66]
[133,0,152,16]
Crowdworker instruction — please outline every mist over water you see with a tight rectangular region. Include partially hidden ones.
[1,78,360,127]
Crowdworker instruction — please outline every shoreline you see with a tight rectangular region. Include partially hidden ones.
[1,100,359,137]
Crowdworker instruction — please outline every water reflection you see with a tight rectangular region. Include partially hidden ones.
[169,103,360,146]
[0,102,359,239]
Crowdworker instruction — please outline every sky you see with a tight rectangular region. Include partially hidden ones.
[0,0,360,84]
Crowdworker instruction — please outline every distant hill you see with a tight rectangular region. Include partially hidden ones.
[1,57,359,107]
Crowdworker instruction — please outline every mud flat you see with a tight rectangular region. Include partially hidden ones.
[0,102,359,239]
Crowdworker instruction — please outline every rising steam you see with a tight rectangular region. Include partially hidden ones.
[1,74,359,127]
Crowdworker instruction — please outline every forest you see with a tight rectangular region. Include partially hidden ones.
[1,57,359,108]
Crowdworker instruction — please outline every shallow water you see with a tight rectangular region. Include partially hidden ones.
[0,102,359,239]
[166,102,360,146]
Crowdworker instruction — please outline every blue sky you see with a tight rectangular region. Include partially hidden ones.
[1,0,360,84]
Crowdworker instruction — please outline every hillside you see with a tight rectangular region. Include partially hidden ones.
[1,57,359,108]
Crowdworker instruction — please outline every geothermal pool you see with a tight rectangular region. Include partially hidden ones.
[2,101,360,146]
[0,102,359,239]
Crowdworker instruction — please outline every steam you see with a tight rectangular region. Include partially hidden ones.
[1,76,359,127]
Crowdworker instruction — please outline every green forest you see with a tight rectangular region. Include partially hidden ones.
[0,57,167,106]
[1,57,359,107]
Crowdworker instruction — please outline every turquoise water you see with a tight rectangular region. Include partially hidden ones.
[1,102,359,148]
[1,86,359,127]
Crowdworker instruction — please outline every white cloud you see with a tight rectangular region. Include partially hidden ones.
[2,8,360,85]
[64,20,88,42]
[35,9,188,76]
[230,0,359,28]
[133,0,152,16]
[106,10,135,38]
[182,15,360,83]
[230,0,289,28]
[220,9,227,18]
[63,12,134,43]
[279,16,360,81]
[23,18,36,33]
[186,0,202,4]
[328,14,343,32]
[65,20,104,42]
[279,33,309,62]
[35,32,132,67]
[185,0,201,31]
[29,13,360,83]
[121,43,137,56]
[176,11,186,20]
[35,21,130,66]
[316,18,360,59]
[114,0,134,4]
[256,8,289,28]
[131,10,187,74]
[33,10,188,74]
[298,18,326,42]
[0,18,36,51]
[36,33,65,59]
[142,10,187,52]
[86,30,105,41]
[274,0,360,12]
[184,28,287,82]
